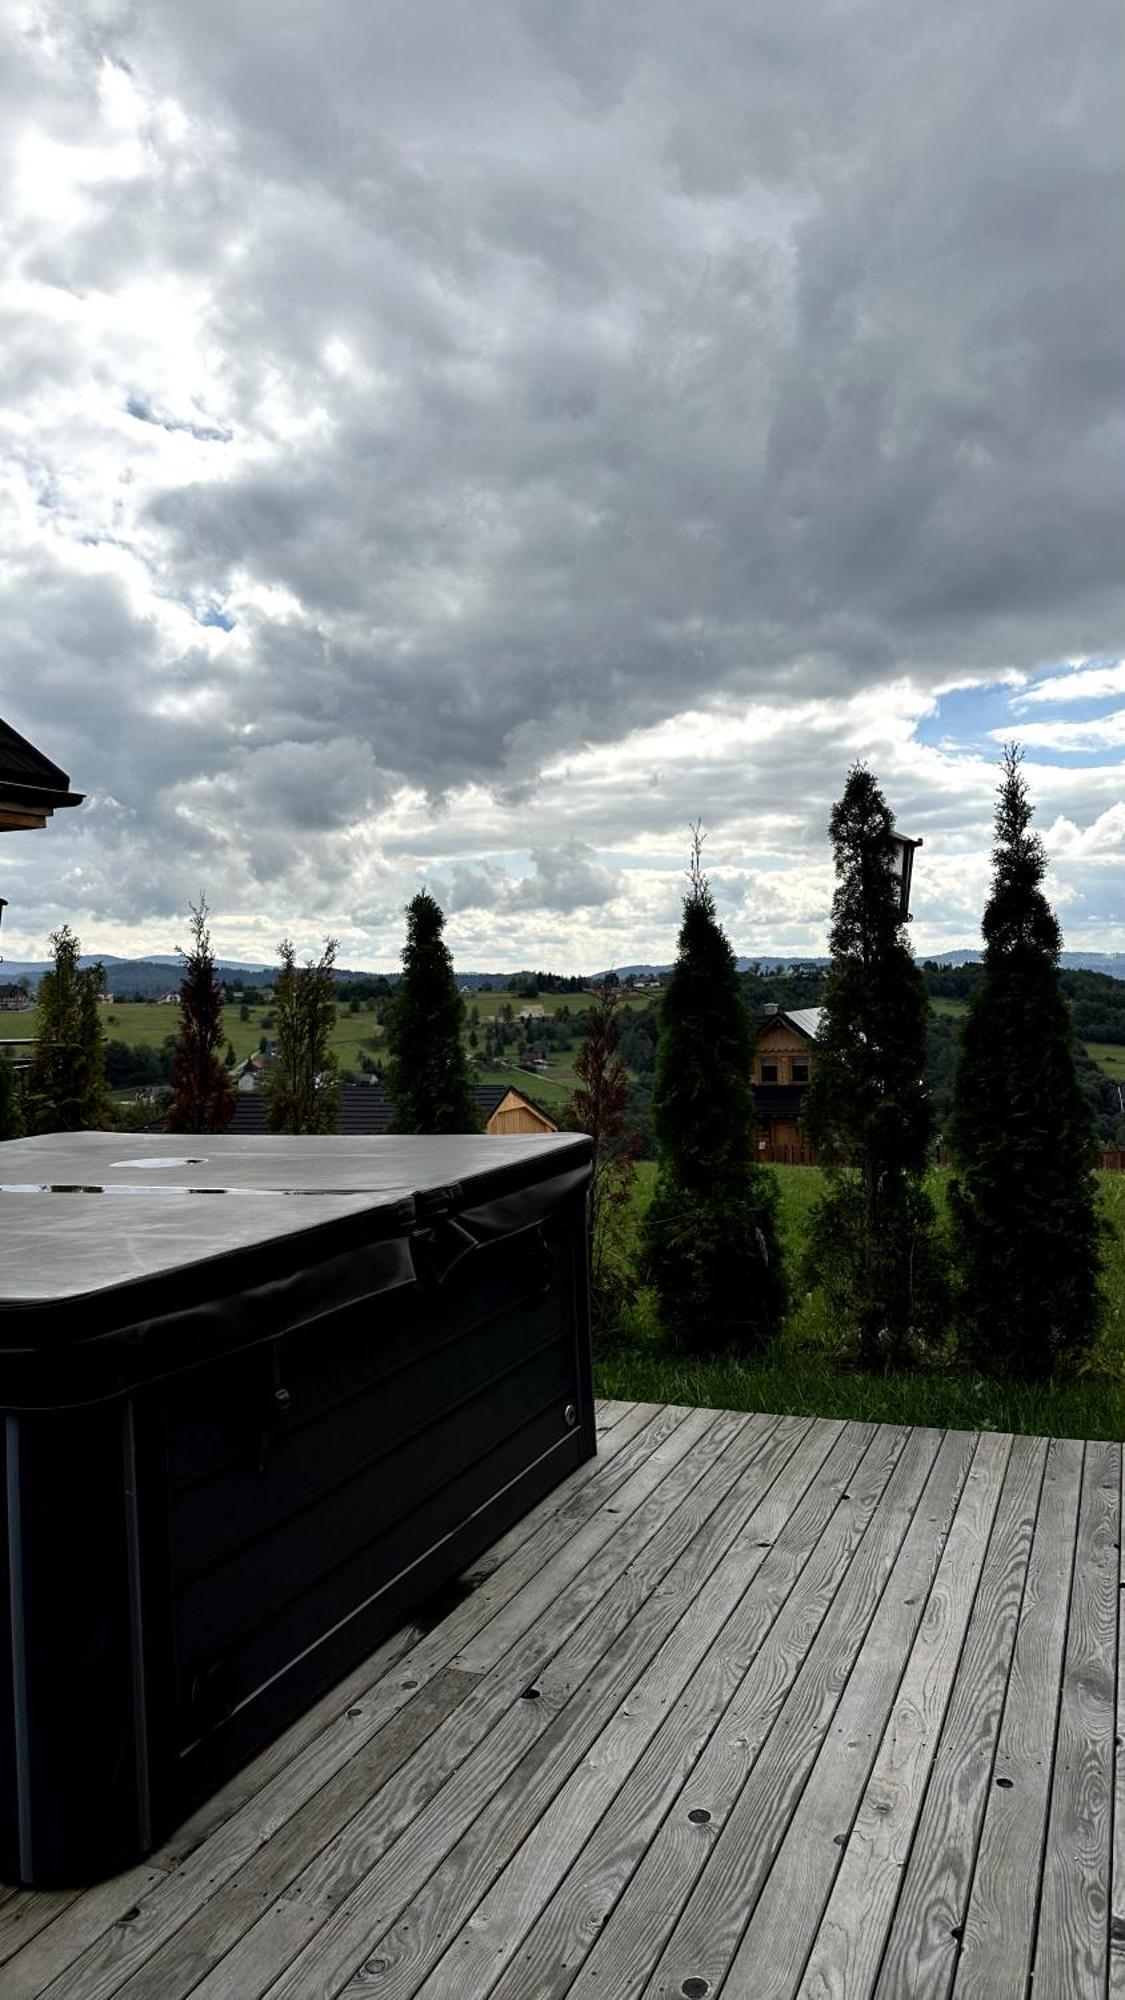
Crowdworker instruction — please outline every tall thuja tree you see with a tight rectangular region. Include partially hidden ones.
[949,747,1103,1376]
[24,924,111,1132]
[564,979,638,1337]
[167,896,236,1133]
[386,891,480,1133]
[265,937,341,1135]
[804,766,944,1366]
[641,830,786,1351]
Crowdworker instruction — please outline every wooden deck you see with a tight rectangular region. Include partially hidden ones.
[1,1401,1120,1999]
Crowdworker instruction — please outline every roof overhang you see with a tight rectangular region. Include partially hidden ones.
[0,719,84,832]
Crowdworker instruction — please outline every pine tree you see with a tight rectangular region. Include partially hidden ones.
[386,891,480,1133]
[0,1048,23,1140]
[949,746,1103,1376]
[166,897,236,1134]
[24,924,111,1133]
[564,979,638,1337]
[803,766,945,1366]
[264,938,341,1135]
[641,831,786,1351]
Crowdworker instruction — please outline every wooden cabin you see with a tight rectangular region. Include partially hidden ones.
[753,1006,820,1157]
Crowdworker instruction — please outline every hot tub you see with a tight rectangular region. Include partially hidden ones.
[0,1130,593,1887]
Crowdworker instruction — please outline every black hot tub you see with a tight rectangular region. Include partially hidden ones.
[0,1130,593,1886]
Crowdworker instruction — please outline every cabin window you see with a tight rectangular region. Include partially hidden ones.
[760,1061,779,1083]
[791,1060,809,1083]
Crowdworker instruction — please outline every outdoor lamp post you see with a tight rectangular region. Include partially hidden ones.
[889,832,922,919]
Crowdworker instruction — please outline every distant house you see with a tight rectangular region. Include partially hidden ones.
[233,1053,273,1092]
[753,1006,821,1157]
[158,991,179,1005]
[227,1081,558,1137]
[0,983,30,1012]
[95,990,115,1005]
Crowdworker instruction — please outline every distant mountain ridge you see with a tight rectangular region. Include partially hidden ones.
[3,946,1124,993]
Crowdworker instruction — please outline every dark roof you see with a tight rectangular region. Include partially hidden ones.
[227,1081,523,1137]
[0,716,83,821]
[752,1083,808,1122]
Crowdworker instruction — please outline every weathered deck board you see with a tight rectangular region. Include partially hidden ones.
[953,1435,1084,2000]
[2,1405,1118,2000]
[873,1431,1048,2000]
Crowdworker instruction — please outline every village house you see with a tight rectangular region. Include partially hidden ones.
[753,1004,821,1158]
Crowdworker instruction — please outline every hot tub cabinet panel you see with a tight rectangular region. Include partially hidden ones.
[0,1133,594,1887]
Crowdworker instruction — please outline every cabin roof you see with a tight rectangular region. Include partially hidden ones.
[225,1081,553,1136]
[757,1005,822,1041]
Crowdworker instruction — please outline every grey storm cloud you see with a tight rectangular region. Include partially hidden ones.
[0,0,1122,956]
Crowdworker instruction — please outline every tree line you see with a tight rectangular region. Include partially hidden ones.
[582,750,1105,1382]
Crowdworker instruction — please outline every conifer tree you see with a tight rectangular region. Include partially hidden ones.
[804,766,945,1365]
[25,924,111,1132]
[564,979,637,1336]
[264,937,341,1135]
[0,1048,22,1140]
[167,897,236,1134]
[949,746,1103,1376]
[641,830,786,1351]
[386,891,480,1133]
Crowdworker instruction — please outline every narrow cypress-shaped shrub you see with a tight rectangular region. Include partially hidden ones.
[386,891,480,1133]
[642,833,786,1351]
[949,746,1103,1377]
[803,766,946,1365]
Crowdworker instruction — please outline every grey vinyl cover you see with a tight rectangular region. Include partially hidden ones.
[0,1132,592,1396]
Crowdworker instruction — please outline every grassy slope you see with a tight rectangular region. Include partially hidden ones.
[595,1161,1125,1442]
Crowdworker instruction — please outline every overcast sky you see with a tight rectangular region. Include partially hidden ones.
[2,0,1122,971]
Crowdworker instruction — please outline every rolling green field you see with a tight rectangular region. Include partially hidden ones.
[595,1161,1125,1441]
[99,1000,384,1069]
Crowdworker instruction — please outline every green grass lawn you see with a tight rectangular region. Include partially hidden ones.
[594,1162,1125,1442]
[928,995,969,1018]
